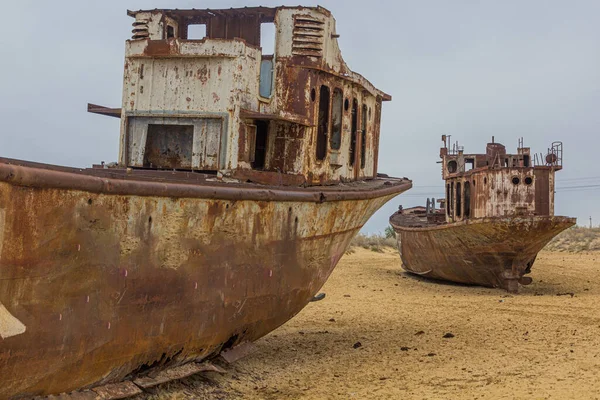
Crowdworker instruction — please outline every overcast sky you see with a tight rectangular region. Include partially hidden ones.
[1,0,599,233]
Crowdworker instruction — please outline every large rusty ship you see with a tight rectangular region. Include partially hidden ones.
[390,136,574,293]
[0,6,411,398]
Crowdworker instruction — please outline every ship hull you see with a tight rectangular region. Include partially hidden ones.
[0,160,410,398]
[390,215,575,292]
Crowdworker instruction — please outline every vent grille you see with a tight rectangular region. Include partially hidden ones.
[292,16,324,57]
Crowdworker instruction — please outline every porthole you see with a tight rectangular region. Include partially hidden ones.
[447,160,457,173]
[524,176,533,185]
[344,98,350,111]
[512,176,520,185]
[310,88,316,102]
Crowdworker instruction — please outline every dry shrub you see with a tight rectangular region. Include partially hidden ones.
[349,233,397,253]
[544,226,600,253]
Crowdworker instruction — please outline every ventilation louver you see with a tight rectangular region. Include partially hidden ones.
[292,16,325,57]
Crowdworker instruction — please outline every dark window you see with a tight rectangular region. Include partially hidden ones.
[449,183,454,218]
[446,183,451,215]
[464,181,471,217]
[144,124,193,169]
[456,182,462,218]
[361,104,367,169]
[447,160,457,173]
[187,24,207,39]
[167,25,175,39]
[523,155,530,167]
[349,99,358,166]
[330,88,343,150]
[252,121,269,169]
[512,176,520,185]
[525,176,533,185]
[316,85,330,160]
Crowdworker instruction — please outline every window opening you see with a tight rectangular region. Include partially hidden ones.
[144,124,193,169]
[446,183,451,215]
[330,88,343,150]
[449,182,454,218]
[167,25,175,39]
[259,59,274,97]
[187,24,207,39]
[456,181,462,218]
[465,158,474,172]
[252,121,269,169]
[525,176,533,185]
[316,85,330,160]
[260,23,275,55]
[360,104,367,169]
[523,155,530,167]
[349,99,358,166]
[464,181,471,217]
[447,160,457,173]
[512,176,520,185]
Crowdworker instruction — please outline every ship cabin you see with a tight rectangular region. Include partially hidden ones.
[440,136,563,223]
[90,6,390,186]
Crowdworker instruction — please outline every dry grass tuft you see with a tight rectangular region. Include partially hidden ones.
[349,234,397,253]
[544,226,600,253]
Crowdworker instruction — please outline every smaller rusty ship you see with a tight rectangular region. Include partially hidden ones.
[390,136,575,293]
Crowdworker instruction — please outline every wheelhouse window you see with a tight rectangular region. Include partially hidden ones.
[464,181,471,217]
[316,85,330,160]
[187,24,207,39]
[349,99,358,166]
[456,181,462,218]
[360,104,367,169]
[330,88,343,150]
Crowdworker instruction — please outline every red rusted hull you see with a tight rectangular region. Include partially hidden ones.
[389,214,575,292]
[0,160,411,398]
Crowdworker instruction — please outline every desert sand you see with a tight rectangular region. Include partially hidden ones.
[141,248,600,399]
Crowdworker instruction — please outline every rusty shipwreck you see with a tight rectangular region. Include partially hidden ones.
[390,136,574,293]
[0,6,411,398]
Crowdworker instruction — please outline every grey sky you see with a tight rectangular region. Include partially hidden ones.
[1,1,598,233]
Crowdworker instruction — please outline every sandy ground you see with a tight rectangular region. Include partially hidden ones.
[142,248,600,400]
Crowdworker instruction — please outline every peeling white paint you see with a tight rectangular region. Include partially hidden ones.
[0,303,26,339]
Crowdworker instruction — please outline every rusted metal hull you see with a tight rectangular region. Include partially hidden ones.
[0,161,410,398]
[390,214,575,292]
